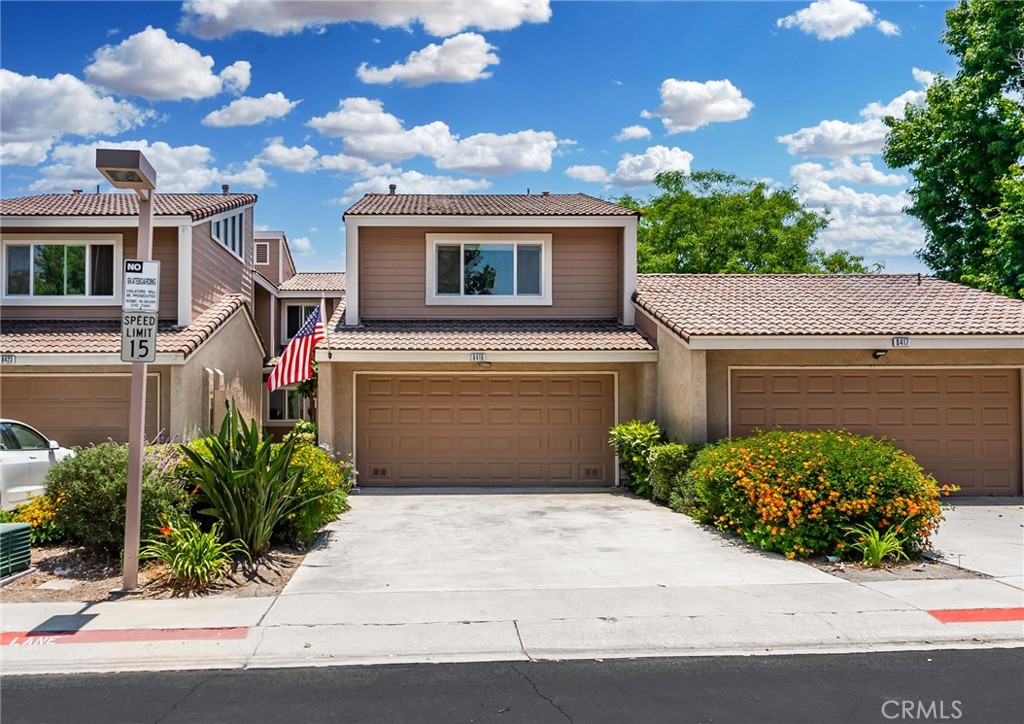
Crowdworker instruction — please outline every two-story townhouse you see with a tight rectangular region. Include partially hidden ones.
[0,190,266,446]
[252,229,344,438]
[317,191,658,487]
[319,191,1023,495]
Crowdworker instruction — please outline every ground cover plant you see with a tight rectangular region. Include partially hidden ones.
[680,429,950,560]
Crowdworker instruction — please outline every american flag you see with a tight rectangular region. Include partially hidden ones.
[267,307,324,392]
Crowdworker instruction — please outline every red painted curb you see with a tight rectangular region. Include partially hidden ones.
[928,608,1024,624]
[1,626,249,646]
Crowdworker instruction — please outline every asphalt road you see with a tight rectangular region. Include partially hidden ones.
[3,648,1022,724]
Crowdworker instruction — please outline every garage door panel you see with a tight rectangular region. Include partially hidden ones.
[356,374,615,486]
[730,369,1021,495]
[1,374,158,448]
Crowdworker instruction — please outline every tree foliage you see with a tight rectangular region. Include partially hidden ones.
[617,170,878,274]
[882,0,1024,298]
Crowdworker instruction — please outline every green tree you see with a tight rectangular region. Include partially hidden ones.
[617,170,877,274]
[882,0,1024,298]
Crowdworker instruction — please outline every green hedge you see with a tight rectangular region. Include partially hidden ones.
[45,442,189,550]
[608,420,663,499]
[684,429,947,559]
[648,442,706,505]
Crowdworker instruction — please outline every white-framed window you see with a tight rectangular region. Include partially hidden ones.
[425,233,552,306]
[281,303,320,346]
[267,384,308,422]
[212,210,245,258]
[1,234,121,305]
[255,241,270,265]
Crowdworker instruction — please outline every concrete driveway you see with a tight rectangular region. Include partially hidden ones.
[930,498,1024,589]
[283,490,831,596]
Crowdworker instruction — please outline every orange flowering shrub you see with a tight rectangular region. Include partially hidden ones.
[686,430,951,559]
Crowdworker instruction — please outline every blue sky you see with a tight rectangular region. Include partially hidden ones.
[1,1,959,272]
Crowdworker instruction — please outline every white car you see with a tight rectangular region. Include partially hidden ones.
[0,419,74,512]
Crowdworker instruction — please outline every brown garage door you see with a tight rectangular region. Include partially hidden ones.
[1,374,159,448]
[730,368,1022,495]
[356,374,616,486]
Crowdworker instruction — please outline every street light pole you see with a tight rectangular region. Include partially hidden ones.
[121,189,153,591]
[95,149,157,593]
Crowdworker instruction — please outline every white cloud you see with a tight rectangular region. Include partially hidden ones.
[290,236,313,254]
[27,139,268,192]
[566,145,693,188]
[202,92,300,127]
[85,26,250,100]
[776,0,898,41]
[357,33,499,87]
[778,70,933,156]
[779,118,888,157]
[436,130,558,175]
[790,157,905,186]
[308,97,453,162]
[309,97,558,174]
[318,153,373,175]
[615,125,651,142]
[817,208,925,260]
[340,168,491,204]
[0,69,152,166]
[876,20,900,37]
[642,79,753,133]
[257,137,319,172]
[796,179,909,216]
[565,165,612,183]
[181,0,552,39]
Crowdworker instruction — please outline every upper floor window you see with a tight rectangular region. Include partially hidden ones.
[282,303,320,346]
[212,211,244,258]
[2,235,120,305]
[425,233,552,306]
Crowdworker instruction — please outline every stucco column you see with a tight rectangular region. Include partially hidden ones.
[318,361,335,450]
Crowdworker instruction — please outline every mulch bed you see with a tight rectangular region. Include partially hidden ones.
[805,555,988,582]
[0,542,305,603]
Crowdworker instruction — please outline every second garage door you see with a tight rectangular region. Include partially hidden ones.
[1,374,159,448]
[730,368,1022,495]
[356,374,616,486]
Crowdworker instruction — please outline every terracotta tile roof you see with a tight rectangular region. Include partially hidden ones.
[322,315,653,352]
[0,295,250,357]
[634,274,1024,339]
[344,193,637,217]
[0,192,258,222]
[278,272,346,293]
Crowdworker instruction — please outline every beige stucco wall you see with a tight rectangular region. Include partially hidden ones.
[170,308,264,438]
[318,361,655,463]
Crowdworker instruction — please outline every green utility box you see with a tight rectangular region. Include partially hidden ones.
[0,522,32,577]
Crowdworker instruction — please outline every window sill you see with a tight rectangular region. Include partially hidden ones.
[425,295,552,306]
[1,297,120,306]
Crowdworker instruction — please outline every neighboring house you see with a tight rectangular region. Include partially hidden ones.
[634,275,1024,496]
[319,191,1024,495]
[0,190,316,447]
[252,229,344,438]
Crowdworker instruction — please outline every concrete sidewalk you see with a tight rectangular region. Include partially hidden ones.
[2,493,1022,675]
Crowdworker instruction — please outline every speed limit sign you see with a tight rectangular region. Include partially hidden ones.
[121,311,158,363]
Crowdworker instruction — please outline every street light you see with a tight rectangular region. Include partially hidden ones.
[96,148,156,593]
